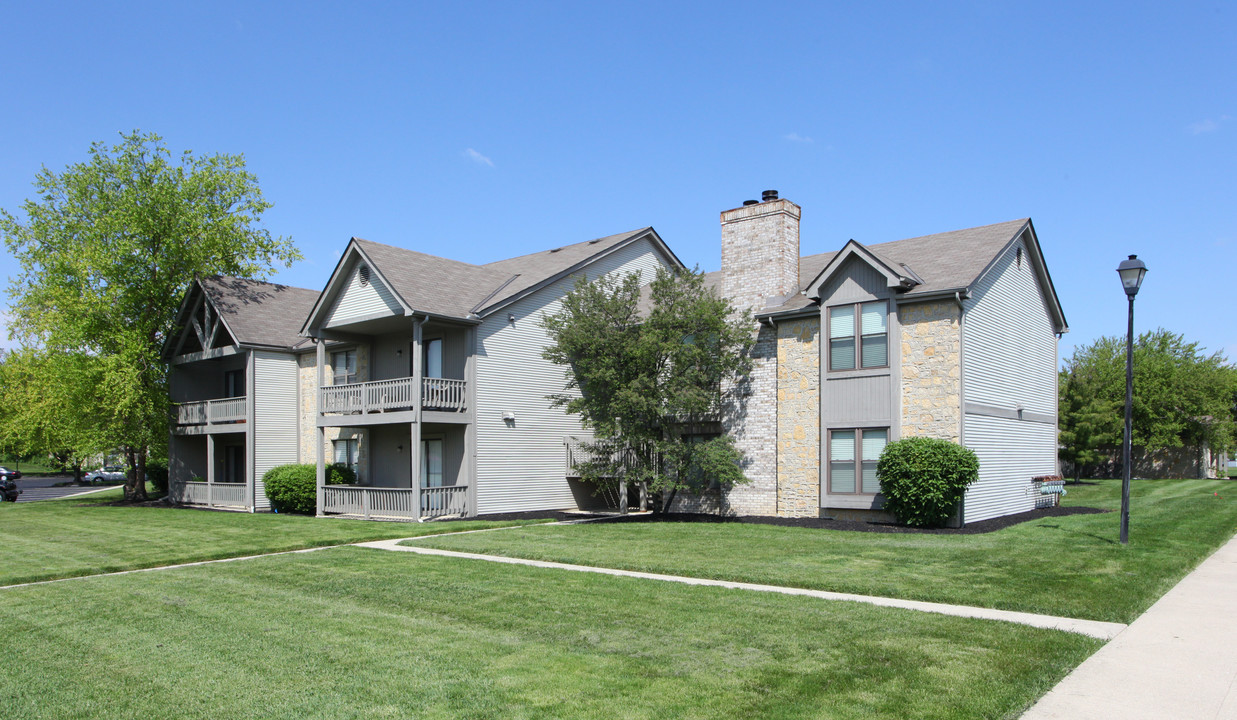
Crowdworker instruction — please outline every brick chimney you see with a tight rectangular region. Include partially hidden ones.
[721,190,801,313]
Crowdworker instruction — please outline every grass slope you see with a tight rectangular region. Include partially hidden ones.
[0,494,543,586]
[0,547,1099,720]
[412,478,1237,623]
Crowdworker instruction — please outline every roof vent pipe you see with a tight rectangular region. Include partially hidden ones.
[762,190,779,202]
[742,199,759,206]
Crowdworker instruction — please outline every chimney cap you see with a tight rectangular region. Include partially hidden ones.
[742,199,759,206]
[762,189,779,202]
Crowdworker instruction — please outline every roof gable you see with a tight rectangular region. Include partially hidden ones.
[165,276,319,358]
[804,240,919,300]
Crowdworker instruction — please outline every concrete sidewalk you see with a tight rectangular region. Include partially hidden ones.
[1022,533,1237,719]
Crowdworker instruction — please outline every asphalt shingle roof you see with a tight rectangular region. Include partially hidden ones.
[347,228,653,320]
[199,276,320,349]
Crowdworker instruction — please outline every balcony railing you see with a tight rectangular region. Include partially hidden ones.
[321,484,470,520]
[320,377,467,414]
[175,397,247,425]
[172,480,248,508]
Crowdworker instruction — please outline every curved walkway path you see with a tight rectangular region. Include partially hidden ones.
[357,536,1126,640]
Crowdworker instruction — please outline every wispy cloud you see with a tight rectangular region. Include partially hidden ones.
[464,148,494,167]
[1187,115,1231,135]
[783,132,814,143]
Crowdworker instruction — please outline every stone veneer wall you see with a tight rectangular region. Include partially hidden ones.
[297,344,370,483]
[899,301,961,442]
[776,317,820,517]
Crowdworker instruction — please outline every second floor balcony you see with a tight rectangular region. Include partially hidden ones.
[175,397,247,426]
[320,376,467,415]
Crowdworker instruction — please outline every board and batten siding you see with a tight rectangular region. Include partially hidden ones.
[324,260,403,327]
[473,238,674,514]
[252,351,300,510]
[960,233,1059,523]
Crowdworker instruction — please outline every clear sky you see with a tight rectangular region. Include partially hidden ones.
[1,1,1233,363]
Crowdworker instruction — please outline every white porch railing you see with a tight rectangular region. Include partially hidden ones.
[173,480,248,508]
[319,377,467,414]
[175,397,247,425]
[321,484,470,520]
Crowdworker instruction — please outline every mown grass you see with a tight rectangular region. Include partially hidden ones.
[412,478,1237,623]
[0,493,545,586]
[0,546,1100,720]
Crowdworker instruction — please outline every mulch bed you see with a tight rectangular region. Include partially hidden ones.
[473,505,1109,534]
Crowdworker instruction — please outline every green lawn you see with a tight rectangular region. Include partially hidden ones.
[412,478,1237,623]
[0,492,544,586]
[0,546,1100,720]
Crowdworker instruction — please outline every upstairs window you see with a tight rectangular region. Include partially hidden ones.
[829,301,888,371]
[332,350,357,385]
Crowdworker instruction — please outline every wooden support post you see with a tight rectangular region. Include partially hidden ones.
[619,479,627,514]
[206,433,215,509]
[410,317,424,510]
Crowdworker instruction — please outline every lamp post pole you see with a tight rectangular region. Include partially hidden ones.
[1117,254,1147,546]
[1120,292,1134,545]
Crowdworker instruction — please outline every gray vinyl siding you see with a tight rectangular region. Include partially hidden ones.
[962,414,1056,522]
[325,261,403,327]
[473,238,674,514]
[961,235,1057,415]
[960,234,1060,523]
[252,351,299,510]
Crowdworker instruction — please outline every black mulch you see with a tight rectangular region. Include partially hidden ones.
[471,505,1109,534]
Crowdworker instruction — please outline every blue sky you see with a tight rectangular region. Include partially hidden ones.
[1,1,1233,362]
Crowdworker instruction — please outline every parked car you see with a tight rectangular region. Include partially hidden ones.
[0,467,21,481]
[83,466,126,483]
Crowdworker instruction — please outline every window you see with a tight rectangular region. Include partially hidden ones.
[332,350,357,385]
[828,428,888,494]
[829,301,887,371]
[334,438,358,475]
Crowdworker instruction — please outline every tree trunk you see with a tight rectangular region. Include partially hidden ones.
[123,446,149,502]
[660,487,677,514]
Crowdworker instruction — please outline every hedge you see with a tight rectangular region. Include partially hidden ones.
[262,463,355,515]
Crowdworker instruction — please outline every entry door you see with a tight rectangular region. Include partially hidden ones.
[420,438,444,513]
[224,445,245,484]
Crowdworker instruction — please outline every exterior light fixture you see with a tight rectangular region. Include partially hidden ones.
[1116,254,1147,545]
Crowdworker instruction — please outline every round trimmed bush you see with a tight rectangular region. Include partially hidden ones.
[876,437,979,527]
[263,463,354,515]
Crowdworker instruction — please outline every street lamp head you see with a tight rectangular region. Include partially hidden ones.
[1117,254,1147,297]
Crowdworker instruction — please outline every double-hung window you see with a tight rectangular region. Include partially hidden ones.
[828,428,888,494]
[828,301,888,370]
[332,350,357,385]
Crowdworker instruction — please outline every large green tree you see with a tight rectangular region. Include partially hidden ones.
[1060,329,1237,475]
[542,265,754,512]
[1,131,300,499]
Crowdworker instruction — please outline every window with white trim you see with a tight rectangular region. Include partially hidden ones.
[332,349,357,385]
[334,438,358,475]
[828,301,888,371]
[828,428,888,494]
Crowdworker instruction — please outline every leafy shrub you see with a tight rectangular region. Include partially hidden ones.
[876,437,979,527]
[263,463,353,515]
[146,460,169,494]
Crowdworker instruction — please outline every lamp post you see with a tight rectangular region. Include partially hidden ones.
[1116,254,1147,545]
